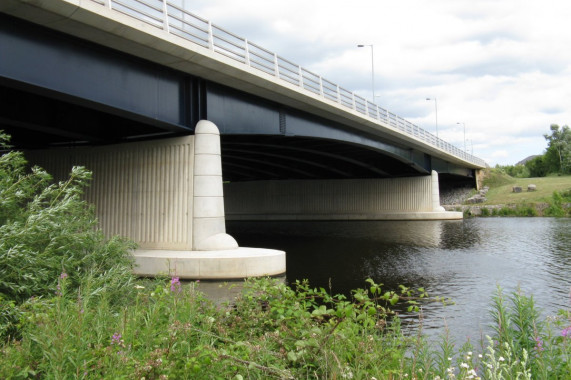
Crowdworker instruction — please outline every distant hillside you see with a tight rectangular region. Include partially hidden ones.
[516,155,541,166]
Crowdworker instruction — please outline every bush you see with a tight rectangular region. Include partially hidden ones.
[0,132,136,339]
[544,190,571,217]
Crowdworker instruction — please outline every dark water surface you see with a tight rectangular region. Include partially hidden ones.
[227,218,571,343]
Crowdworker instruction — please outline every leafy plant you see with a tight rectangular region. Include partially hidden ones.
[0,132,136,339]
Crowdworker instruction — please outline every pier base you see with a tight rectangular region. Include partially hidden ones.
[133,248,286,280]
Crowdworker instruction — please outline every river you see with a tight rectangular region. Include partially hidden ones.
[226,217,571,344]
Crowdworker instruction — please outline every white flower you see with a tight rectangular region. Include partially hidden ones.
[460,362,469,369]
[478,354,483,358]
[448,357,453,361]
[468,351,472,356]
[135,285,145,289]
[499,356,505,362]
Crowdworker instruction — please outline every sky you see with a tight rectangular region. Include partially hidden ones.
[184,0,571,166]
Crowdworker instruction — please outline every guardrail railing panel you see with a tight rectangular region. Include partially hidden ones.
[84,0,484,166]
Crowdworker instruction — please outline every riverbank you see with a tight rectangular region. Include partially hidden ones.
[443,202,571,216]
[441,171,571,217]
[2,276,571,379]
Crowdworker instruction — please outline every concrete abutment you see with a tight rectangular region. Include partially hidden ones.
[224,170,461,221]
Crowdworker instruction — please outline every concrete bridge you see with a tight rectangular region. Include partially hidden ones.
[0,0,486,279]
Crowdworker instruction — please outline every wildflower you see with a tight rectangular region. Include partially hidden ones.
[341,366,354,379]
[467,351,472,356]
[170,276,181,293]
[478,354,483,358]
[561,326,571,338]
[535,336,544,352]
[111,333,122,345]
[60,272,68,279]
[460,362,469,369]
[498,356,505,362]
[135,285,145,289]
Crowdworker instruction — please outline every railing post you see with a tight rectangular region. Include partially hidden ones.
[162,0,169,32]
[273,53,279,77]
[244,38,251,66]
[298,66,303,87]
[103,0,111,9]
[336,85,340,104]
[319,77,324,97]
[207,21,214,50]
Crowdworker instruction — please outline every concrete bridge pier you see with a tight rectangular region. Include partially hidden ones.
[224,171,461,221]
[27,121,286,280]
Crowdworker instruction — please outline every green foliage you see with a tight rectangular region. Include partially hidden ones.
[485,287,571,379]
[525,155,550,177]
[1,277,570,379]
[544,124,571,174]
[495,164,531,178]
[544,190,571,217]
[0,132,136,339]
[483,168,515,187]
[0,277,425,379]
[521,124,571,177]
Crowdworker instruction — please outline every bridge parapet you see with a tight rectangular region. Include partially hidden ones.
[81,0,485,167]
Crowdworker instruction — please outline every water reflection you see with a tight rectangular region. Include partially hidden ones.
[227,218,571,343]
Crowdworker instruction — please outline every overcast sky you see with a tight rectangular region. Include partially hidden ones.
[186,0,571,166]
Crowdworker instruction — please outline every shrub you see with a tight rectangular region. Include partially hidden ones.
[0,132,136,339]
[544,190,571,217]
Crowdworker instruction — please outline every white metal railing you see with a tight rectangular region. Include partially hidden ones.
[90,0,486,167]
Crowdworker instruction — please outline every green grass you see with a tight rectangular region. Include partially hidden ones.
[481,171,571,206]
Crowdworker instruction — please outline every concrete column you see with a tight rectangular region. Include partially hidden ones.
[192,120,238,251]
[431,170,445,212]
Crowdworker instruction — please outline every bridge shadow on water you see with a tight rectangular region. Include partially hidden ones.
[227,220,480,297]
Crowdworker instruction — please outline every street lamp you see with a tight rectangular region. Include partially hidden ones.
[457,122,466,153]
[358,44,375,102]
[426,97,438,138]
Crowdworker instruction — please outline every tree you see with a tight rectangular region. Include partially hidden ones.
[544,124,571,174]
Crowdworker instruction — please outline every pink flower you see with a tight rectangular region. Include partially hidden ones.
[561,326,571,338]
[170,276,181,293]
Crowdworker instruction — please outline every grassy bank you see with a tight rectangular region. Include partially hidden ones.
[455,170,571,217]
[481,171,571,205]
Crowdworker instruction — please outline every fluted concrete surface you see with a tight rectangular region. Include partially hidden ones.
[27,136,195,250]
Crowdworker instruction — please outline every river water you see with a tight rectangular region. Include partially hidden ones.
[226,218,571,344]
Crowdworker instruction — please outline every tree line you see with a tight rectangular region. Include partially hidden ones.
[497,124,571,177]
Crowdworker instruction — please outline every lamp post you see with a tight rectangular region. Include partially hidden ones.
[358,44,375,101]
[457,122,466,153]
[426,97,438,138]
